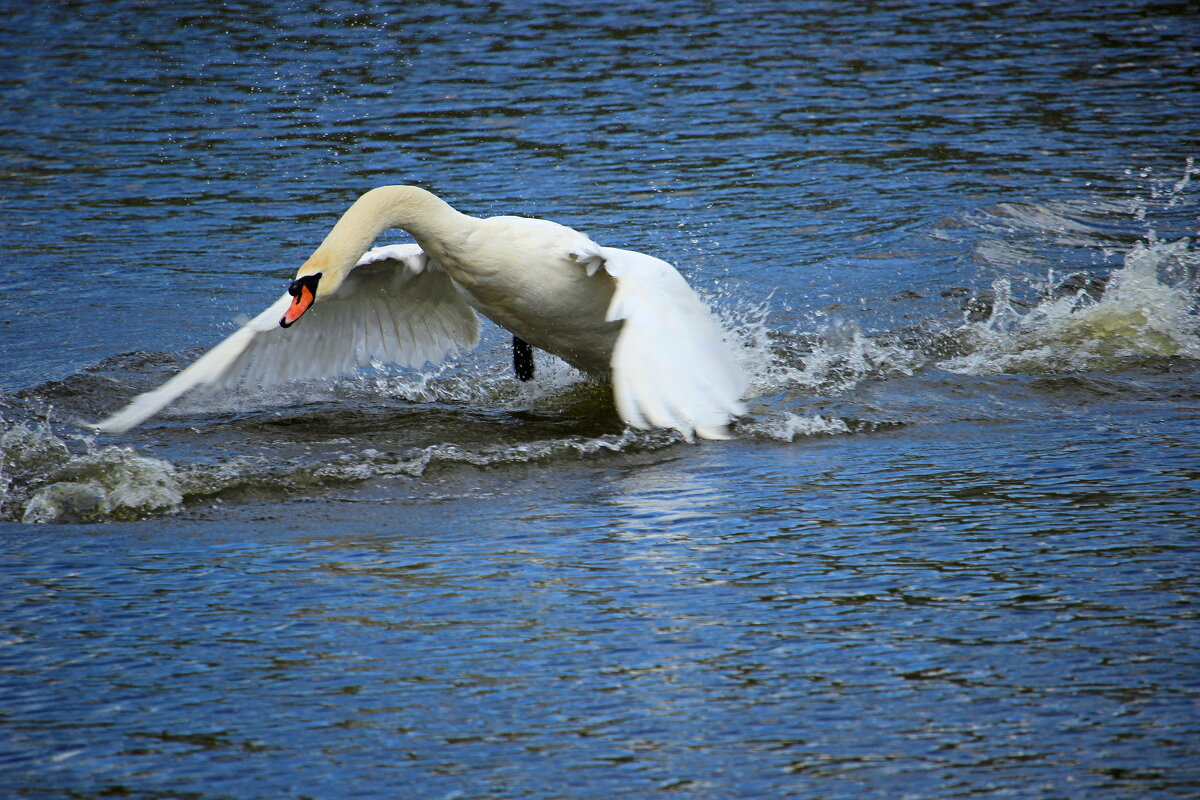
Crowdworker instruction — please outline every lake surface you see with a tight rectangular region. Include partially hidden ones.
[2,1,1199,797]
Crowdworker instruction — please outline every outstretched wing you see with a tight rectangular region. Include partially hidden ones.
[600,246,747,440]
[94,243,480,433]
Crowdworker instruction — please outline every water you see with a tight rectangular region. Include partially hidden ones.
[2,1,1198,797]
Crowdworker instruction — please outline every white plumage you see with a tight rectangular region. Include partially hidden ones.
[95,186,747,440]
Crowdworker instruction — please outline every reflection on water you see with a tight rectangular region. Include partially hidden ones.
[2,0,1199,798]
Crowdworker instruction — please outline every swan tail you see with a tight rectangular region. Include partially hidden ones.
[601,246,746,441]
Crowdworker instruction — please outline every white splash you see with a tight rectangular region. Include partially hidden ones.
[764,318,924,396]
[942,237,1199,375]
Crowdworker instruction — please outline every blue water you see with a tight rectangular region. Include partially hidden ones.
[2,1,1199,798]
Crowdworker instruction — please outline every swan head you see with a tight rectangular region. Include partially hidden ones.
[279,272,322,328]
[279,249,353,328]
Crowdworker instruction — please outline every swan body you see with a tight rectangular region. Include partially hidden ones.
[95,186,747,440]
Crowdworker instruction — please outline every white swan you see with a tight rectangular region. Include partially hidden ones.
[94,186,747,440]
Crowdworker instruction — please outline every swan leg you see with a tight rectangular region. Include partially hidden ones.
[512,336,535,381]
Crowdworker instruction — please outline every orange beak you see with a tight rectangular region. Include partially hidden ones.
[280,273,321,328]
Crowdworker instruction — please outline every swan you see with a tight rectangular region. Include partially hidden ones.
[94,185,747,440]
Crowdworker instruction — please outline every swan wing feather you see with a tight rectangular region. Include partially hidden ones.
[94,244,480,432]
[600,246,746,440]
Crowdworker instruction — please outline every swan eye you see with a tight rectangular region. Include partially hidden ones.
[289,272,321,297]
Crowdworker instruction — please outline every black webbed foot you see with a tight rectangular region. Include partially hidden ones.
[513,336,535,381]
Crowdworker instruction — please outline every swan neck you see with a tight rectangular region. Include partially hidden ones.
[310,185,472,278]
